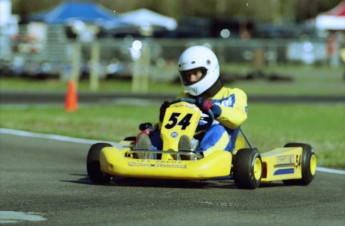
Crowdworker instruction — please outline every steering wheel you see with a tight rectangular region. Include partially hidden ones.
[168,98,215,130]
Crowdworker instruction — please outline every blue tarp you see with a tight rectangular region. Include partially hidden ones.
[29,1,125,26]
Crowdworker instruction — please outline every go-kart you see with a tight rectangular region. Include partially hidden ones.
[86,98,317,189]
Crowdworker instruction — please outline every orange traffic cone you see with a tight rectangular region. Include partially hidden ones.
[65,80,78,112]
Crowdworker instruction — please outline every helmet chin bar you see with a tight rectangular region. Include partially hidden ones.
[185,86,199,96]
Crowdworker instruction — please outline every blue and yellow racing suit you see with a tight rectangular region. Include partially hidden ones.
[151,87,248,155]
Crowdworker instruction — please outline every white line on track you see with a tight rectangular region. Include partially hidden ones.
[1,128,345,175]
[0,128,101,144]
[315,167,345,175]
[0,211,46,224]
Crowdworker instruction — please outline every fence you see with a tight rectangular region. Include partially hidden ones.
[0,24,330,80]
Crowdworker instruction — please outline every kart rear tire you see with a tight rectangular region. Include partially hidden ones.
[87,143,112,184]
[283,143,316,186]
[233,148,262,189]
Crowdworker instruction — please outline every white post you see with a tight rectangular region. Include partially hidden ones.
[71,41,81,87]
[90,41,100,91]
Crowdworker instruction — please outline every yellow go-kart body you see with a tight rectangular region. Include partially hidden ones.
[87,100,316,189]
[100,147,231,180]
[260,146,317,183]
[100,101,232,180]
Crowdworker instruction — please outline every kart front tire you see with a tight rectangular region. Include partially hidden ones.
[87,143,112,184]
[233,148,262,189]
[283,143,316,186]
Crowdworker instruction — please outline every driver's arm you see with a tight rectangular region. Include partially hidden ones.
[213,88,248,130]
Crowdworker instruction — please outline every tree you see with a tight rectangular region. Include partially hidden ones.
[12,0,342,24]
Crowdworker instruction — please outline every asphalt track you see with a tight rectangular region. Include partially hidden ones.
[0,131,344,225]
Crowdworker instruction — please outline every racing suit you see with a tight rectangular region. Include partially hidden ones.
[151,86,248,155]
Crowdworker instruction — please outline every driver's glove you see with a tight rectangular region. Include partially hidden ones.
[195,97,213,112]
[195,97,221,118]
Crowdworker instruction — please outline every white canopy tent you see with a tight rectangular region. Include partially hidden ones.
[315,1,345,30]
[120,8,177,31]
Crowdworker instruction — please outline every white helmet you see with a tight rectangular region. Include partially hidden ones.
[178,46,220,96]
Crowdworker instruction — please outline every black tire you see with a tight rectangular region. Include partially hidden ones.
[233,148,262,189]
[283,143,316,186]
[86,143,112,184]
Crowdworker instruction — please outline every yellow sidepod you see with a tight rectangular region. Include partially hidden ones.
[261,147,303,182]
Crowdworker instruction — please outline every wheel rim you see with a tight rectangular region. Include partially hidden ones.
[253,157,262,180]
[310,154,317,176]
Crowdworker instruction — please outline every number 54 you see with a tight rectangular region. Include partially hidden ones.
[164,113,192,130]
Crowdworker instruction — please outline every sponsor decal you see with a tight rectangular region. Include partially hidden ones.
[274,154,301,168]
[128,162,156,167]
[275,155,294,167]
[220,94,235,107]
[128,160,187,169]
[274,168,294,175]
[171,132,178,138]
[155,163,187,168]
[295,155,301,167]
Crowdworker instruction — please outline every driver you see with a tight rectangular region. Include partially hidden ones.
[136,45,248,156]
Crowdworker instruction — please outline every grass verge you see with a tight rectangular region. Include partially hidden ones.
[0,103,344,169]
[1,65,344,169]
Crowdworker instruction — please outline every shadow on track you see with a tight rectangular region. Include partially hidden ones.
[63,173,286,189]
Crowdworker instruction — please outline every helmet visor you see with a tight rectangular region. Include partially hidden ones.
[180,67,207,85]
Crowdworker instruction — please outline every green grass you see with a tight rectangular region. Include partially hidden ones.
[0,103,344,169]
[245,104,345,169]
[0,64,344,169]
[224,65,345,96]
